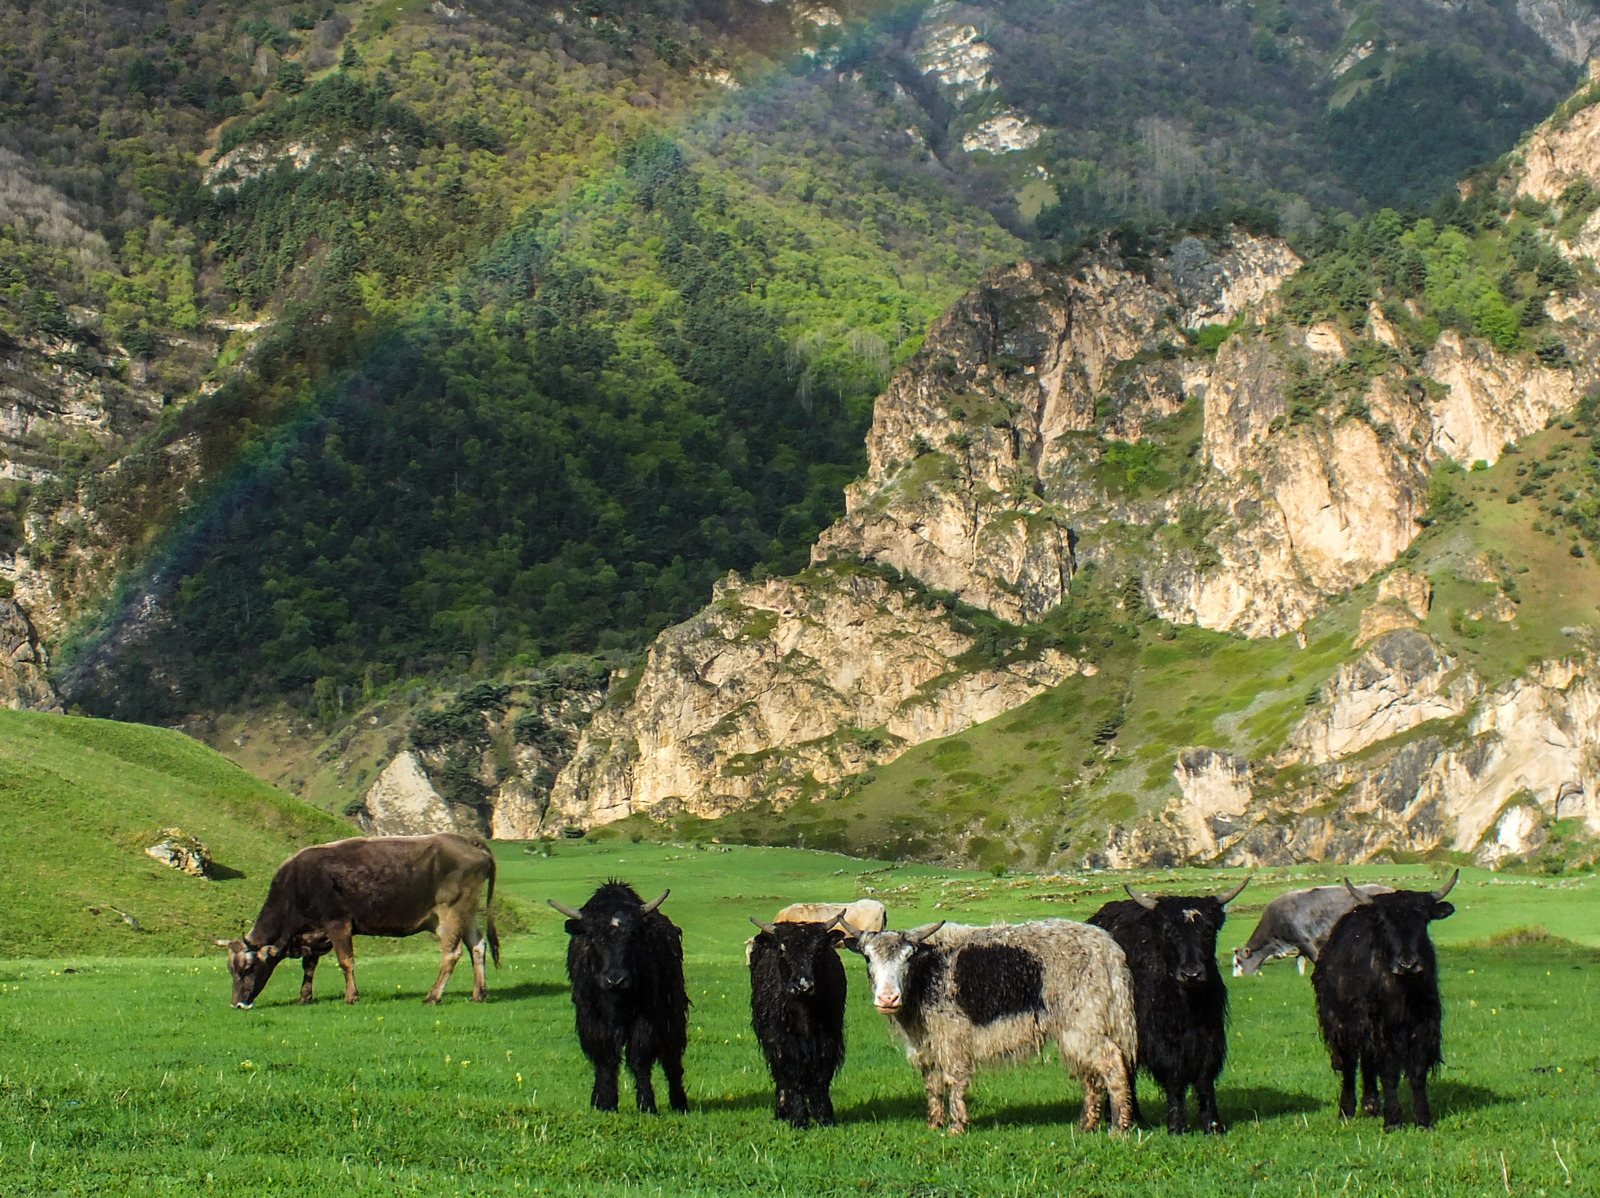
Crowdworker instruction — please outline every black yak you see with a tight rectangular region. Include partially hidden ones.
[549,882,689,1114]
[1089,877,1247,1133]
[842,918,1137,1134]
[748,914,849,1128]
[1312,872,1457,1130]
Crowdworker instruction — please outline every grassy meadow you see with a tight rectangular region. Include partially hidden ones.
[2,839,1595,1196]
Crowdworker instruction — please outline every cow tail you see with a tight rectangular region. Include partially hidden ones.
[485,852,501,968]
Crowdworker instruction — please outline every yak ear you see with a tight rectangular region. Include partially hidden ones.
[749,915,779,937]
[1431,901,1455,921]
[641,889,670,915]
[1343,878,1374,905]
[833,916,866,949]
[1124,885,1159,911]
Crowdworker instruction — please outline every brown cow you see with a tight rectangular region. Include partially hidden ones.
[215,833,499,1008]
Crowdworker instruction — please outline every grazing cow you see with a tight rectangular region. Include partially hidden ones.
[1312,872,1457,1130]
[774,899,887,934]
[1231,884,1395,976]
[1089,878,1248,1134]
[549,882,689,1114]
[215,833,499,1009]
[748,914,849,1128]
[842,918,1137,1134]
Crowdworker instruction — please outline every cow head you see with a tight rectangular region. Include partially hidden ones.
[214,938,283,1009]
[749,914,845,998]
[840,920,944,1014]
[1343,872,1456,976]
[1125,877,1248,987]
[549,882,669,992]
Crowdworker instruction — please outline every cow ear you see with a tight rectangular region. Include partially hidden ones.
[261,944,280,960]
[1431,901,1454,921]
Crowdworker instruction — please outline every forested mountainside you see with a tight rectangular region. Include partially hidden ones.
[1,0,1598,870]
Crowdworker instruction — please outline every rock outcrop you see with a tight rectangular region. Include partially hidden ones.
[0,595,61,711]
[359,751,465,837]
[144,828,214,878]
[544,567,1087,829]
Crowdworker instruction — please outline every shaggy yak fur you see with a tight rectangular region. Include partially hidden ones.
[216,833,499,1009]
[550,881,689,1114]
[1312,873,1457,1130]
[748,916,849,1128]
[1089,878,1247,1134]
[842,917,1138,1134]
[1231,884,1394,976]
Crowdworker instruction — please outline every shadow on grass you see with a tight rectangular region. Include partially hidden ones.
[207,861,247,881]
[695,1090,775,1113]
[1219,1086,1322,1124]
[1429,1080,1510,1116]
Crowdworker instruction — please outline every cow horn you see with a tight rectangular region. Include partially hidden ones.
[641,889,670,914]
[1124,885,1159,910]
[906,920,946,944]
[749,915,779,937]
[1215,877,1250,906]
[1343,878,1374,905]
[213,939,233,948]
[547,899,584,920]
[1430,869,1459,901]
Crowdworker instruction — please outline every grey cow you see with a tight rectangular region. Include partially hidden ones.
[1231,884,1394,976]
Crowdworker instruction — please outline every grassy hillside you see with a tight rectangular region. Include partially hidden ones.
[0,710,351,957]
[0,842,1594,1193]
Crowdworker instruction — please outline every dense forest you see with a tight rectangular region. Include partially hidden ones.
[0,0,1589,721]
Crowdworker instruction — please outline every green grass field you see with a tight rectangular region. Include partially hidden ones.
[3,840,1596,1196]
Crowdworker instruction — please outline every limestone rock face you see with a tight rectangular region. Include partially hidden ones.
[1119,638,1600,870]
[359,752,465,836]
[1515,0,1600,65]
[544,567,1086,829]
[1514,95,1600,204]
[1421,332,1579,467]
[0,597,61,712]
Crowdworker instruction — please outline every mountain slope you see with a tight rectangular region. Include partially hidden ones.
[0,709,351,956]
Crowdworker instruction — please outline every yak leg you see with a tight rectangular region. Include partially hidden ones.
[1359,1057,1380,1117]
[589,1041,622,1112]
[1195,1077,1223,1135]
[921,1067,947,1130]
[424,925,465,1006]
[1125,1059,1144,1126]
[297,953,322,1004]
[1406,1065,1433,1129]
[626,1041,658,1115]
[329,925,359,1004]
[1337,1062,1358,1120]
[1164,1083,1189,1134]
[663,1050,688,1115]
[1100,1044,1134,1133]
[1378,1068,1403,1132]
[945,1068,972,1135]
[809,1080,836,1128]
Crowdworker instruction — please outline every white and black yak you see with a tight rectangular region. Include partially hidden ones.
[1089,878,1247,1133]
[549,881,689,1114]
[841,918,1137,1134]
[1312,872,1457,1130]
[748,914,849,1128]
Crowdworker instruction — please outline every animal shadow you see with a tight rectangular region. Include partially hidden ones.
[838,1094,931,1124]
[697,1090,775,1114]
[485,980,569,1001]
[1218,1086,1322,1125]
[1428,1080,1508,1116]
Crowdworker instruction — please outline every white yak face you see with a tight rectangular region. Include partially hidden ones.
[856,922,943,1013]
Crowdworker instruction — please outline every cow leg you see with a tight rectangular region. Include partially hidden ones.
[464,923,488,1002]
[424,929,464,1005]
[1359,1057,1380,1118]
[1195,1078,1223,1135]
[626,1044,658,1115]
[945,1069,972,1135]
[1407,1066,1433,1129]
[298,953,321,1004]
[1379,1069,1403,1132]
[1337,1063,1358,1120]
[921,1068,946,1130]
[330,927,359,1004]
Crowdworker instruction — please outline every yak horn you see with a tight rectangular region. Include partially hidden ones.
[1343,878,1374,905]
[749,915,779,937]
[641,889,670,914]
[1430,869,1459,901]
[1215,877,1250,906]
[907,920,946,944]
[835,916,865,942]
[547,899,584,920]
[1124,885,1159,910]
[822,911,847,931]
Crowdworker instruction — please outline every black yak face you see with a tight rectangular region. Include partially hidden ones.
[1125,878,1246,987]
[1346,873,1456,976]
[550,883,669,992]
[216,939,282,1009]
[753,921,841,997]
